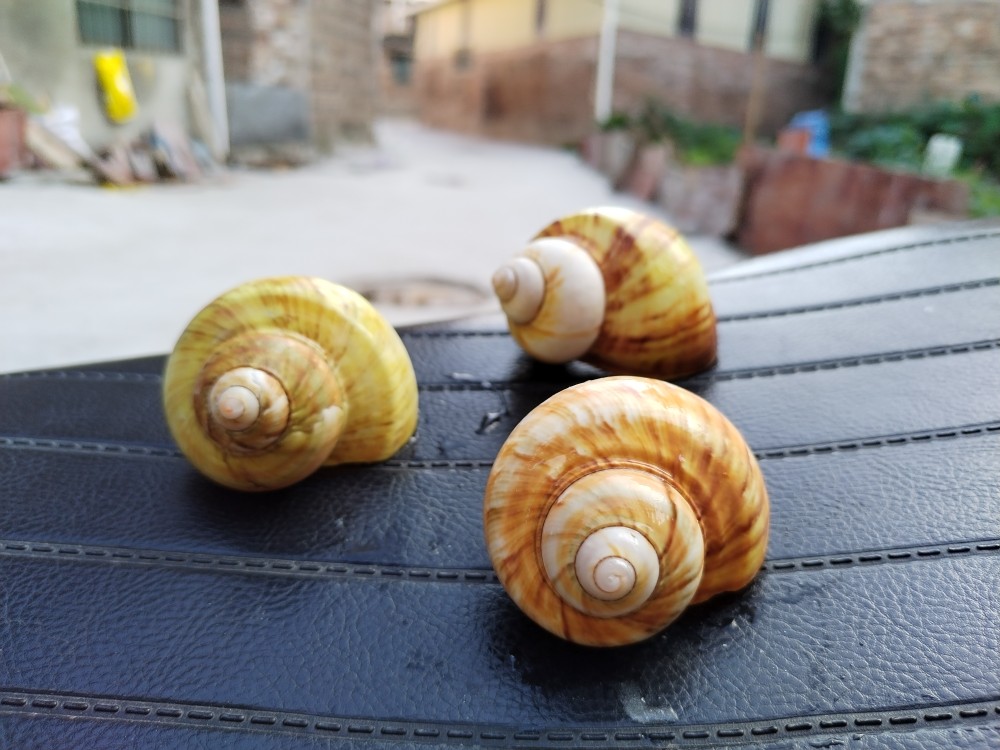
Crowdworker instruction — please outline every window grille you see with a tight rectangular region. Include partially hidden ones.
[76,0,182,53]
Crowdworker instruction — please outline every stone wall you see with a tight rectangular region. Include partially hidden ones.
[414,31,827,145]
[219,1,253,82]
[219,0,377,153]
[843,0,1000,112]
[311,0,378,149]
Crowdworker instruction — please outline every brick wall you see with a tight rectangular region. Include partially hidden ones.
[844,0,1000,112]
[414,31,827,145]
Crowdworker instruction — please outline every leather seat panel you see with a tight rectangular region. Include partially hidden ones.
[0,554,996,728]
[1,222,998,748]
[708,229,999,317]
[1,433,997,569]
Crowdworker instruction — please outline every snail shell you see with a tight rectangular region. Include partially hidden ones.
[483,377,768,647]
[163,277,418,491]
[492,207,717,379]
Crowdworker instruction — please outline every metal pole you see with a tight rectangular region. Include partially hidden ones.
[594,0,620,124]
[200,0,230,160]
[742,0,770,146]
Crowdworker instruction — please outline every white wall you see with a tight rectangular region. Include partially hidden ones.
[0,0,197,150]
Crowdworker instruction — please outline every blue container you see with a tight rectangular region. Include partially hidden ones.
[788,110,830,158]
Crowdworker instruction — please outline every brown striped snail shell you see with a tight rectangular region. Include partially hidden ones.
[483,377,769,647]
[163,276,418,492]
[492,207,717,379]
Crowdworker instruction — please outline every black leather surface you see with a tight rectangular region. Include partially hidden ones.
[1,221,999,748]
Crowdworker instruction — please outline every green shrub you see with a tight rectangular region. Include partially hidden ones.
[632,99,741,166]
[829,96,1000,180]
[965,173,1000,218]
[598,111,632,133]
[840,123,925,169]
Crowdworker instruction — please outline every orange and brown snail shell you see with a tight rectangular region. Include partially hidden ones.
[163,276,418,492]
[483,377,769,647]
[492,207,717,379]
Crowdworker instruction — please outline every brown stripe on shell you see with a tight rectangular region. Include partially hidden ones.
[163,277,417,491]
[533,208,715,379]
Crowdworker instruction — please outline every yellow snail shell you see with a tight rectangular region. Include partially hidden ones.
[483,377,769,647]
[163,277,418,491]
[492,207,717,379]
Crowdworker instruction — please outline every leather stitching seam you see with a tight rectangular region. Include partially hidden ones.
[708,229,1000,285]
[2,421,999,463]
[0,537,996,583]
[4,279,995,388]
[715,277,1000,321]
[753,421,1000,461]
[0,690,996,746]
[412,338,1000,390]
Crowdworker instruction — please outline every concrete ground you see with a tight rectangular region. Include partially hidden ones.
[0,118,744,374]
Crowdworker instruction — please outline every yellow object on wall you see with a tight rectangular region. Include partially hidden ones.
[93,49,138,124]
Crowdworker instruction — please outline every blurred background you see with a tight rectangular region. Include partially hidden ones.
[1,0,998,372]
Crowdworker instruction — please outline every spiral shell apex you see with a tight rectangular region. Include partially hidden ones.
[492,207,717,379]
[163,277,418,491]
[483,377,769,647]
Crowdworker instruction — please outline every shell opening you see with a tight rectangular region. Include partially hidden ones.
[575,526,658,605]
[493,257,545,325]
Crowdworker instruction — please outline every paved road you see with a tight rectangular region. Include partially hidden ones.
[0,119,743,373]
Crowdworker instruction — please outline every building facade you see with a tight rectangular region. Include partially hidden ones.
[0,0,206,151]
[0,0,379,161]
[410,0,827,144]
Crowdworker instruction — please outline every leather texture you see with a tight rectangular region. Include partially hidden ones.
[1,220,998,748]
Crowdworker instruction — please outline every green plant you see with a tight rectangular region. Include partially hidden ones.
[0,83,43,114]
[829,97,1000,180]
[670,121,741,166]
[964,173,1000,218]
[840,123,925,169]
[631,99,741,166]
[598,111,632,132]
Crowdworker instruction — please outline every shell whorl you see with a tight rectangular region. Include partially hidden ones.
[574,527,654,604]
[493,237,606,363]
[205,366,290,449]
[540,468,705,623]
[492,257,545,325]
[500,207,717,379]
[163,277,418,491]
[484,377,769,646]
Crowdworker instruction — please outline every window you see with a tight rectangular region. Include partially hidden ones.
[535,0,547,37]
[76,0,182,53]
[749,0,770,49]
[677,0,697,37]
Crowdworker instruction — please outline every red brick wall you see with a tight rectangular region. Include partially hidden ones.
[737,147,970,254]
[414,32,827,145]
[845,0,1000,112]
[614,31,827,133]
